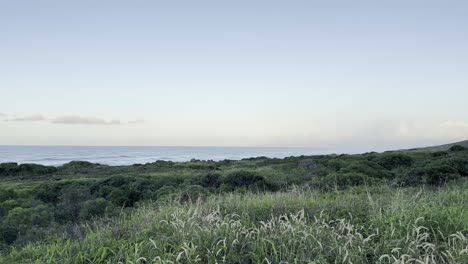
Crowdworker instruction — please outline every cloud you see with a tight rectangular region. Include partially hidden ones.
[444,120,468,128]
[51,116,121,125]
[128,119,146,124]
[2,113,142,125]
[9,114,46,122]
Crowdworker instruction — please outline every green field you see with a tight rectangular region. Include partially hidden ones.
[1,144,467,263]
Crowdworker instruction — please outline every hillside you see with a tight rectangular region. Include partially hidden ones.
[406,139,468,152]
[1,145,468,263]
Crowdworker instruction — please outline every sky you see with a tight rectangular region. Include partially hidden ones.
[1,0,467,151]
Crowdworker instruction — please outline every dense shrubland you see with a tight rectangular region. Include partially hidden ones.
[0,146,467,263]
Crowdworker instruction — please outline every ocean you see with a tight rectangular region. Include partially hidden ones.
[0,145,329,166]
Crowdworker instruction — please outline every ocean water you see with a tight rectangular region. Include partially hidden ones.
[0,146,327,166]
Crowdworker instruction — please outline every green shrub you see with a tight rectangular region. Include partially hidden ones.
[340,161,393,179]
[449,145,466,152]
[55,185,92,222]
[0,163,56,177]
[35,182,64,204]
[222,170,277,191]
[0,225,17,244]
[400,160,461,186]
[424,160,460,185]
[179,185,207,204]
[61,161,99,168]
[154,186,178,200]
[0,163,19,176]
[317,172,371,190]
[200,173,221,188]
[0,189,17,203]
[17,164,57,175]
[377,153,413,169]
[4,205,53,229]
[79,198,114,220]
[450,158,468,176]
[432,151,449,157]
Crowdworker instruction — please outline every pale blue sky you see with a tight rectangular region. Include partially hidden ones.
[1,0,467,151]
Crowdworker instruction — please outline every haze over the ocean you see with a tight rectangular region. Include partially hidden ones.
[1,0,467,151]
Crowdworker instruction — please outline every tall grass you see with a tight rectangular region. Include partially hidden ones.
[2,181,468,263]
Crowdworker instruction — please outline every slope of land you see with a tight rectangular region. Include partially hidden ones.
[405,139,468,152]
[0,144,467,263]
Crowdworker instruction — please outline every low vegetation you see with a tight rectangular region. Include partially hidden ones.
[1,145,467,263]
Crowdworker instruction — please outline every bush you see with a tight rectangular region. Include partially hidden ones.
[0,189,17,203]
[399,168,425,186]
[0,225,17,244]
[79,198,114,220]
[450,158,468,176]
[17,164,57,175]
[55,185,92,222]
[222,170,277,191]
[200,173,221,188]
[154,186,178,200]
[61,161,99,168]
[424,160,460,185]
[316,172,371,190]
[35,182,64,204]
[432,151,449,157]
[449,145,466,152]
[58,161,104,174]
[179,185,207,204]
[377,153,413,170]
[4,205,53,229]
[400,161,461,186]
[0,163,56,177]
[340,161,393,179]
[0,163,19,176]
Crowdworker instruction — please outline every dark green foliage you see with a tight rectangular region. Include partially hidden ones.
[200,173,221,188]
[1,205,53,245]
[377,153,413,169]
[399,168,425,186]
[399,159,461,186]
[340,161,392,179]
[57,161,109,175]
[222,170,265,188]
[79,198,115,220]
[423,160,460,185]
[0,163,19,176]
[222,170,278,191]
[4,205,52,229]
[0,189,17,203]
[179,185,207,204]
[35,183,64,204]
[450,158,468,176]
[316,172,371,190]
[62,161,97,168]
[0,225,17,244]
[432,151,449,157]
[18,164,57,175]
[449,145,466,152]
[55,185,92,222]
[0,163,57,177]
[154,186,177,200]
[0,145,467,249]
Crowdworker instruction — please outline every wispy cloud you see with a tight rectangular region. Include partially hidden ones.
[128,119,146,124]
[51,116,121,125]
[444,120,468,128]
[9,114,47,122]
[2,113,143,125]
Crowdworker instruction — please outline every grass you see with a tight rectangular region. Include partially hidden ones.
[2,180,467,263]
[1,146,468,263]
